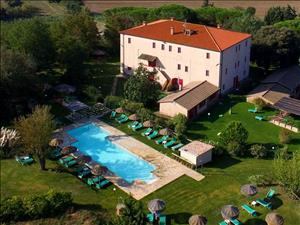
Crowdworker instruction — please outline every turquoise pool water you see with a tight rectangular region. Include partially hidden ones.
[67,123,156,183]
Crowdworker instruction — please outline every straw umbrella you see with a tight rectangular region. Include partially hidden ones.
[221,205,239,220]
[143,120,154,128]
[116,203,126,216]
[148,199,166,214]
[129,114,139,121]
[241,184,257,197]
[115,107,124,113]
[159,128,172,136]
[91,164,108,176]
[189,215,208,225]
[49,138,63,147]
[265,213,284,225]
[61,146,77,155]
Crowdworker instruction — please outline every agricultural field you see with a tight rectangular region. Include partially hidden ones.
[83,0,300,17]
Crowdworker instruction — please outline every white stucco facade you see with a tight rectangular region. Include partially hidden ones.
[120,33,251,94]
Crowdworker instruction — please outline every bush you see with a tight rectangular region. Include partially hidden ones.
[252,98,267,111]
[248,174,274,187]
[0,190,72,222]
[104,95,123,109]
[136,107,153,122]
[83,85,102,103]
[172,114,187,137]
[227,141,243,156]
[250,144,268,158]
[279,128,292,144]
[120,100,144,113]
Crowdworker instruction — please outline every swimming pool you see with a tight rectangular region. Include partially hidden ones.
[67,123,156,183]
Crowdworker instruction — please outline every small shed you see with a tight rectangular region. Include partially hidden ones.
[179,141,213,166]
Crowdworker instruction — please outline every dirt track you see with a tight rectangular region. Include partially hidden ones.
[83,0,300,17]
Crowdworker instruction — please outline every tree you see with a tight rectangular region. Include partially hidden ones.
[172,114,187,137]
[265,5,297,25]
[250,144,268,159]
[124,64,161,106]
[112,198,148,225]
[274,18,300,34]
[219,121,248,156]
[14,105,55,170]
[136,107,154,122]
[229,13,264,34]
[273,151,300,199]
[5,0,22,7]
[252,26,300,70]
[83,85,102,104]
[0,127,20,158]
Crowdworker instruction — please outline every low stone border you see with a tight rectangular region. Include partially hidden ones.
[270,120,299,133]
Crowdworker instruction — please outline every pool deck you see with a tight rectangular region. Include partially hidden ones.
[54,118,204,200]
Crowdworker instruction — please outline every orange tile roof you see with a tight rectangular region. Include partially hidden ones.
[120,19,251,52]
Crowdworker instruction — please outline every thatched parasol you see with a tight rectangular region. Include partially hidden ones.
[115,107,124,113]
[61,146,77,155]
[77,155,92,164]
[241,184,257,196]
[91,164,108,176]
[148,199,166,213]
[129,114,139,121]
[189,215,208,225]
[159,128,172,136]
[49,138,63,147]
[143,120,154,127]
[221,205,239,220]
[265,213,284,225]
[116,203,126,216]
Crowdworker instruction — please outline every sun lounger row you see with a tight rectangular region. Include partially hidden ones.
[15,155,34,165]
[147,213,166,225]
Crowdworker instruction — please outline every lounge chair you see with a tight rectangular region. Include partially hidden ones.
[132,123,143,131]
[15,156,34,165]
[156,135,169,144]
[95,179,110,189]
[230,218,242,225]
[110,111,116,118]
[242,204,257,216]
[118,116,128,124]
[171,143,184,151]
[256,199,272,209]
[219,221,228,225]
[115,114,126,122]
[141,128,152,136]
[64,159,77,168]
[59,155,73,164]
[164,138,177,148]
[147,130,159,139]
[266,188,276,199]
[248,108,258,113]
[128,121,139,128]
[78,168,91,179]
[159,215,167,225]
[50,148,62,159]
[255,115,264,121]
[147,213,154,223]
[87,176,104,186]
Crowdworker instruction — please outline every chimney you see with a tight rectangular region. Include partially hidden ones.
[143,21,147,26]
[170,17,174,21]
[170,27,174,35]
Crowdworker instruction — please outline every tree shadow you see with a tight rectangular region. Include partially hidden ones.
[168,212,193,224]
[244,218,267,225]
[73,203,107,213]
[269,195,283,210]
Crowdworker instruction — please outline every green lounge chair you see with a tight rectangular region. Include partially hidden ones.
[128,121,139,128]
[110,111,116,118]
[64,159,77,168]
[147,130,158,139]
[230,218,242,225]
[159,215,167,225]
[156,135,169,144]
[164,138,177,148]
[78,168,91,179]
[256,199,272,209]
[147,213,154,223]
[95,179,110,189]
[15,156,34,165]
[266,188,276,199]
[59,155,73,164]
[255,115,264,121]
[51,148,62,159]
[118,116,128,124]
[87,176,104,186]
[171,143,184,151]
[248,108,257,113]
[115,114,126,122]
[219,221,228,225]
[132,123,143,131]
[141,128,152,136]
[242,204,257,216]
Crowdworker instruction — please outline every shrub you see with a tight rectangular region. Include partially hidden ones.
[250,144,268,158]
[172,114,187,137]
[0,196,25,222]
[252,98,267,111]
[104,95,123,109]
[248,174,274,187]
[83,85,102,104]
[120,100,144,113]
[279,128,292,144]
[23,195,51,219]
[136,107,153,122]
[227,141,243,156]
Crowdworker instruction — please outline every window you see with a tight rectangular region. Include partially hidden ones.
[245,40,248,47]
[244,56,247,62]
[128,38,131,44]
[127,67,132,70]
[161,44,165,50]
[169,45,172,52]
[152,42,156,48]
[206,53,210,59]
[177,64,181,70]
[178,47,181,53]
[225,68,228,74]
[235,46,238,52]
[222,84,225,90]
[185,66,188,72]
[206,70,209,76]
[238,45,241,51]
[238,61,240,67]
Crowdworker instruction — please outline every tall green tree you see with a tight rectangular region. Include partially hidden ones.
[172,114,188,137]
[14,105,55,170]
[265,5,297,25]
[124,65,161,106]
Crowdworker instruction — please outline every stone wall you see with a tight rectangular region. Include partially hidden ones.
[270,120,299,133]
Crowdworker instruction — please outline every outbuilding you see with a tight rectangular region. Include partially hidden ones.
[178,141,213,166]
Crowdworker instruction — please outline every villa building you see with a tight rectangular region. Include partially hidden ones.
[120,19,251,119]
